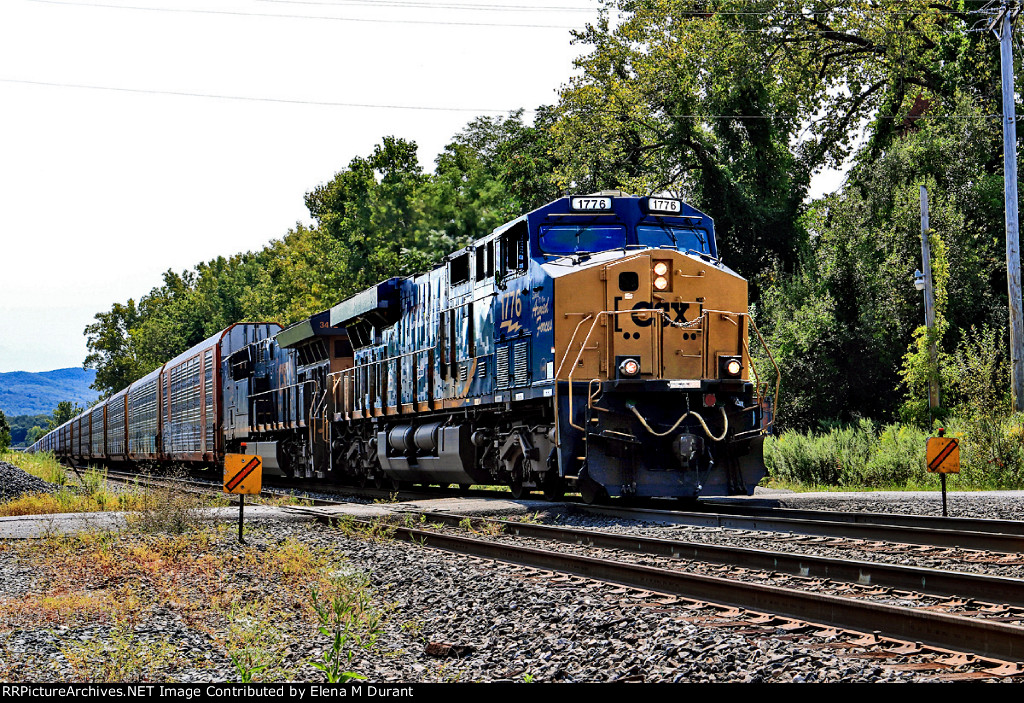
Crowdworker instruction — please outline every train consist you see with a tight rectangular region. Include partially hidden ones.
[32,193,777,502]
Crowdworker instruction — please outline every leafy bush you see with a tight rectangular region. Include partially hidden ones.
[766,414,1024,490]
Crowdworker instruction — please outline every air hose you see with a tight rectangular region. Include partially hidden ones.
[627,403,729,442]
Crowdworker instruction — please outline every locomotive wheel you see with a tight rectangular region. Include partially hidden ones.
[507,455,528,499]
[542,474,564,502]
[578,470,607,505]
[510,473,526,500]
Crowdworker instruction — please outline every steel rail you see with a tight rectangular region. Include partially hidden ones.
[330,517,1024,662]
[579,504,1024,553]
[697,501,1024,537]
[393,510,1024,607]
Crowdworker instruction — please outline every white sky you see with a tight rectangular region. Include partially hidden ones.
[0,0,845,375]
[0,0,598,373]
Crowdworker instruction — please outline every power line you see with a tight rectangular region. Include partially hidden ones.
[23,0,583,29]
[254,0,599,12]
[1,76,1001,122]
[0,77,537,112]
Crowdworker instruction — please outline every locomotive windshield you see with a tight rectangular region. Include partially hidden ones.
[539,224,627,255]
[636,224,709,254]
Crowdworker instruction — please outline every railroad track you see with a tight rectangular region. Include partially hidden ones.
[579,503,1024,553]
[88,468,1024,671]
[698,500,1024,536]
[298,509,1024,670]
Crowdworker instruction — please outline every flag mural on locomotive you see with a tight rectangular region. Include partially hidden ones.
[31,193,776,502]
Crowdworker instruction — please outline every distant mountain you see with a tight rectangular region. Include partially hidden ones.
[0,368,100,416]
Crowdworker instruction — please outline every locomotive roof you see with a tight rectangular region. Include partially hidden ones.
[327,193,723,328]
[277,309,348,349]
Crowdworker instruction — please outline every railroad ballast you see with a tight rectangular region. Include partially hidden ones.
[32,193,777,502]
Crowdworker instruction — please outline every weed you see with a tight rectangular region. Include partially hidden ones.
[329,516,395,542]
[223,601,288,683]
[61,622,181,682]
[78,466,106,496]
[125,484,205,535]
[373,492,400,504]
[308,572,382,683]
[459,517,503,536]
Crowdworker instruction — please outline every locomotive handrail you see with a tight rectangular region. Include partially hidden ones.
[562,308,666,431]
[553,313,594,380]
[248,379,317,398]
[560,307,778,436]
[744,316,781,434]
[329,345,437,417]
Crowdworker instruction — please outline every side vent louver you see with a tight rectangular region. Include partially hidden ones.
[513,341,529,387]
[496,345,510,390]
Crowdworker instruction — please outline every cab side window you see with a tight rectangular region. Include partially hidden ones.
[501,221,528,276]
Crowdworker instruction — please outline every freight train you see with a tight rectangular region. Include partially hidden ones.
[31,193,778,502]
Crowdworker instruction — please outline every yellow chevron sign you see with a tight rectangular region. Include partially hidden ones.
[926,437,960,474]
[224,454,263,494]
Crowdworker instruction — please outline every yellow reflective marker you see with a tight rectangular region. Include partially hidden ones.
[224,453,263,494]
[926,437,960,474]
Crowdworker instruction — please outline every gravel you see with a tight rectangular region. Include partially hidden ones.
[0,461,59,501]
[1,487,1023,683]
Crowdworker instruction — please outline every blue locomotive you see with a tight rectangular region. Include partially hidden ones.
[33,193,776,502]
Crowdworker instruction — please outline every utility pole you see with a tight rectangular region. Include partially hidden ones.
[993,1,1024,411]
[920,186,940,416]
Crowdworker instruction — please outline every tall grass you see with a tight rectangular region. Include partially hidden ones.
[765,413,1024,490]
[0,452,152,516]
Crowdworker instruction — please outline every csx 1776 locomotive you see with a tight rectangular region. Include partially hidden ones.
[33,193,777,502]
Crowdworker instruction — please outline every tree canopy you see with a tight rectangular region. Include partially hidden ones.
[82,0,1020,437]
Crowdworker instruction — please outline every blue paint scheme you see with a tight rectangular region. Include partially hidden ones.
[336,196,716,412]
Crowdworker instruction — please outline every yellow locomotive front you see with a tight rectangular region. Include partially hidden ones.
[545,194,776,501]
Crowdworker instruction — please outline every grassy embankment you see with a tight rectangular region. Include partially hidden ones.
[0,452,386,683]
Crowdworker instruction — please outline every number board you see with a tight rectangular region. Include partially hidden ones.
[224,453,263,494]
[925,437,960,474]
[570,196,612,211]
[647,197,682,214]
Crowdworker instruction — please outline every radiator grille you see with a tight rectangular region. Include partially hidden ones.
[495,346,510,390]
[513,340,529,387]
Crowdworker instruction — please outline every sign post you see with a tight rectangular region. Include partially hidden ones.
[224,453,263,543]
[925,429,960,517]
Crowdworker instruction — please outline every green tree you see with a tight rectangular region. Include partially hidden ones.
[0,411,11,453]
[26,425,46,446]
[45,401,83,432]
[84,300,146,397]
[756,95,1006,429]
[551,0,993,277]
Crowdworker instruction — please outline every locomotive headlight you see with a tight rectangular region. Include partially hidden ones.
[618,358,641,377]
[654,276,669,291]
[653,261,669,277]
[718,355,743,379]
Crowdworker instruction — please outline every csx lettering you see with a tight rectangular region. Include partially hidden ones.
[630,301,690,327]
